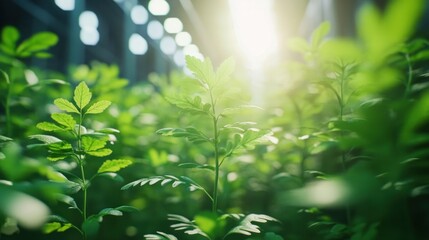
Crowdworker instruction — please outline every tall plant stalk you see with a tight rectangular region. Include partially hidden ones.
[209,89,220,213]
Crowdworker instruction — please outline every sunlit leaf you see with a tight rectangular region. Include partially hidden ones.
[73,81,92,110]
[29,134,62,144]
[311,21,330,49]
[81,136,106,152]
[51,113,76,129]
[144,231,178,240]
[156,127,211,144]
[86,100,111,114]
[97,159,132,173]
[122,175,204,193]
[225,214,278,237]
[36,122,64,132]
[185,55,215,88]
[86,148,112,157]
[168,214,210,239]
[16,32,58,57]
[2,26,20,48]
[54,98,79,113]
[0,135,13,142]
[215,57,235,83]
[0,69,10,84]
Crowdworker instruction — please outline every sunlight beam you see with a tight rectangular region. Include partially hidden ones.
[228,0,278,68]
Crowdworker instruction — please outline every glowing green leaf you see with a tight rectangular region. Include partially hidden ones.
[81,136,106,151]
[54,98,79,113]
[97,159,132,173]
[73,81,92,110]
[36,122,64,132]
[311,21,330,49]
[51,113,76,129]
[16,32,58,56]
[86,148,112,157]
[2,26,20,48]
[86,100,111,114]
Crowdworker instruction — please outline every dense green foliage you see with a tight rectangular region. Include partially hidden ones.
[1,0,429,239]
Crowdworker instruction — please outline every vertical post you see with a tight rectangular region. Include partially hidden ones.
[122,2,137,84]
[67,0,85,69]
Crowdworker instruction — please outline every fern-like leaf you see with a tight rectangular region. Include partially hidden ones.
[121,175,203,192]
[167,214,210,239]
[144,231,178,240]
[225,214,278,236]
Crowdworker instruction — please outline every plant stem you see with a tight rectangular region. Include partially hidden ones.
[5,70,13,136]
[77,113,87,240]
[209,90,220,213]
[339,65,351,225]
[212,116,220,213]
[80,160,87,221]
[404,53,412,97]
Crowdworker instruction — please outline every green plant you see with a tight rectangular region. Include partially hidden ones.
[123,56,279,239]
[0,26,60,137]
[29,81,134,239]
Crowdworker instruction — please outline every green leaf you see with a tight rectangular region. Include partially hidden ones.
[96,128,120,134]
[144,232,178,240]
[73,81,92,110]
[34,52,52,58]
[16,32,58,56]
[42,222,61,234]
[0,69,10,84]
[36,122,65,132]
[98,172,124,182]
[99,208,123,217]
[358,0,424,58]
[122,175,204,193]
[178,163,214,171]
[185,55,215,88]
[51,113,76,129]
[115,205,138,212]
[0,135,13,142]
[2,26,19,47]
[56,194,79,210]
[54,98,79,113]
[194,212,226,239]
[156,127,211,144]
[215,57,235,83]
[86,100,111,114]
[311,21,330,49]
[82,216,100,238]
[29,134,62,144]
[165,95,211,116]
[82,205,137,237]
[288,37,309,53]
[86,148,112,157]
[168,214,210,239]
[81,136,106,152]
[225,214,278,236]
[97,159,133,173]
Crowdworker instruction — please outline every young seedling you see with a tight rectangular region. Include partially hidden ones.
[123,56,279,239]
[30,81,134,239]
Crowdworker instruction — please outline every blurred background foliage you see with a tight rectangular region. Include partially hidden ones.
[1,0,429,239]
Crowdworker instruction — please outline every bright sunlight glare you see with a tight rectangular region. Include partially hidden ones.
[164,18,184,34]
[129,33,148,55]
[228,0,278,68]
[147,20,164,40]
[54,0,75,11]
[160,36,176,55]
[148,0,170,16]
[131,5,148,25]
[175,31,192,47]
